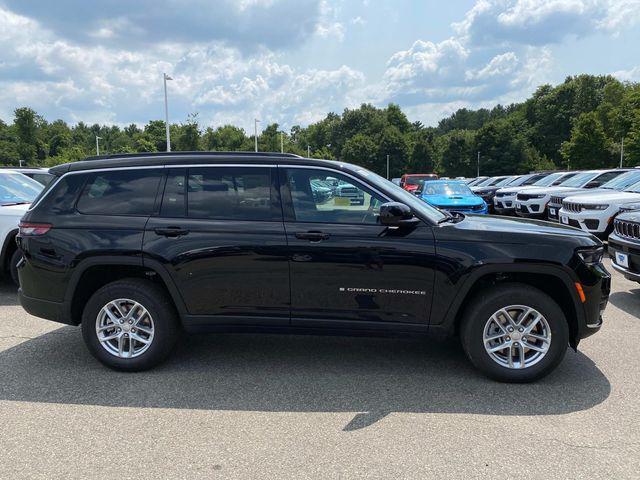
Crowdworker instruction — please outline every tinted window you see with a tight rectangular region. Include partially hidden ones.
[187,167,273,221]
[161,169,187,217]
[77,169,162,215]
[286,169,385,224]
[592,171,622,185]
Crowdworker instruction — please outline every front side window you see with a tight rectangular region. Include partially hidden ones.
[285,169,385,224]
[77,169,162,215]
[187,167,273,221]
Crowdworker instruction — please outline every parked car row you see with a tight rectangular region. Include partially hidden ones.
[456,167,640,284]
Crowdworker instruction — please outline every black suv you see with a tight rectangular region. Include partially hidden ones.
[17,153,610,382]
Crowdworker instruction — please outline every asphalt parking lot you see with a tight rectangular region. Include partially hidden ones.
[0,258,639,479]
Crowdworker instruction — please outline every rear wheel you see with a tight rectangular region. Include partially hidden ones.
[460,283,569,382]
[81,279,180,371]
[9,249,21,286]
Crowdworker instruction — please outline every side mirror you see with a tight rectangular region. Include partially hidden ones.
[379,202,420,226]
[584,181,599,188]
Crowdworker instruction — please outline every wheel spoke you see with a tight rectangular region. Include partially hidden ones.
[516,307,534,326]
[524,315,542,334]
[135,325,153,335]
[517,344,525,368]
[101,332,120,342]
[484,333,505,343]
[526,333,549,343]
[103,308,121,326]
[507,345,514,368]
[488,342,510,353]
[523,340,547,353]
[130,333,150,345]
[118,335,125,357]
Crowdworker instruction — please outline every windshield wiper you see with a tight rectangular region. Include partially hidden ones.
[1,201,30,206]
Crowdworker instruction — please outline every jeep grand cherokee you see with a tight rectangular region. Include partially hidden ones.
[17,152,610,382]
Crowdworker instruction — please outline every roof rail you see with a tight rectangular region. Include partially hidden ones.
[81,151,303,161]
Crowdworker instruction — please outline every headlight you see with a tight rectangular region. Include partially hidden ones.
[529,194,546,199]
[576,246,604,265]
[582,204,608,211]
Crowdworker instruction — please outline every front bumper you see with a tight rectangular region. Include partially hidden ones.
[608,234,640,283]
[515,199,547,218]
[557,208,613,236]
[493,196,516,213]
[547,204,561,222]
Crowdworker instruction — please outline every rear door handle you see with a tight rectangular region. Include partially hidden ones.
[154,227,190,238]
[295,231,330,242]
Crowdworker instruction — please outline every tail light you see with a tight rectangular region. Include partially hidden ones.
[19,222,52,236]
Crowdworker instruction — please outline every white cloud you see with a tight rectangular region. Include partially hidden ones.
[453,0,640,45]
[612,65,640,81]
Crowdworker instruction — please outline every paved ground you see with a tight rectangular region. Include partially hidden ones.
[0,258,639,479]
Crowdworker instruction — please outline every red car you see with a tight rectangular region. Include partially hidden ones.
[399,174,439,192]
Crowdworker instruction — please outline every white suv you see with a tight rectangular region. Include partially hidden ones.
[559,179,640,238]
[0,170,44,284]
[515,170,614,219]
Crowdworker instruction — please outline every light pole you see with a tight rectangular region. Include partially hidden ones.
[386,154,390,179]
[620,137,625,168]
[163,73,173,152]
[95,136,102,156]
[307,145,311,157]
[280,132,284,153]
[477,151,480,177]
[254,119,261,152]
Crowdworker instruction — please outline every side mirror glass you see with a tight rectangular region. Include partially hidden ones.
[584,181,599,188]
[379,202,420,226]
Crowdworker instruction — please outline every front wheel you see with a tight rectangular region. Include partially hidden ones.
[81,279,180,371]
[460,283,569,383]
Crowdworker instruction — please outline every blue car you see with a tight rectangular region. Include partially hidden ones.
[417,179,488,214]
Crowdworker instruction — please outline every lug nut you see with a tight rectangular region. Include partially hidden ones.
[508,327,514,332]
[518,327,524,333]
[131,328,136,333]
[514,342,519,347]
[506,336,510,341]
[119,319,124,324]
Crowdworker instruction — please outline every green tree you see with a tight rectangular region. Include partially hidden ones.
[340,134,378,171]
[561,112,614,169]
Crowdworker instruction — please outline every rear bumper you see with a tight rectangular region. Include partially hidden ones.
[19,289,74,325]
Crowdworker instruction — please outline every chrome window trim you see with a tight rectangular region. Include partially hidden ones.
[28,164,277,211]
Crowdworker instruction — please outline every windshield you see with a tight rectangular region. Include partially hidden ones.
[473,177,495,187]
[405,175,435,185]
[624,180,640,193]
[350,167,447,222]
[602,170,640,190]
[0,172,43,205]
[496,176,518,187]
[559,171,597,187]
[504,175,530,187]
[422,181,473,196]
[532,172,563,186]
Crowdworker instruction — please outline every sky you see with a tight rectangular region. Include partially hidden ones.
[0,0,639,132]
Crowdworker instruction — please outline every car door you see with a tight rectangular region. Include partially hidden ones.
[143,165,290,325]
[280,166,436,329]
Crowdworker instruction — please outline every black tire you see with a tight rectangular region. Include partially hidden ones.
[460,283,569,383]
[9,249,21,287]
[81,278,180,371]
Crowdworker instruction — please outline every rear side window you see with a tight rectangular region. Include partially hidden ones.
[77,169,162,215]
[184,167,274,221]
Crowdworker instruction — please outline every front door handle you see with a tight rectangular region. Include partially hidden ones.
[154,227,190,238]
[295,231,330,242]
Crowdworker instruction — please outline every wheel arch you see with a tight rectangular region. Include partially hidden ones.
[1,227,19,272]
[65,257,187,326]
[436,264,584,348]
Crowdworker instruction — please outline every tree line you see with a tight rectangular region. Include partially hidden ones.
[1,74,639,177]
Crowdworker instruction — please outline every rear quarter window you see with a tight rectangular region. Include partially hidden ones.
[77,169,162,216]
